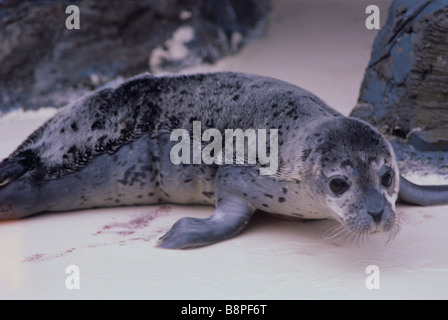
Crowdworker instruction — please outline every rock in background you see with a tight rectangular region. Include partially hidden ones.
[0,0,270,114]
[351,0,448,180]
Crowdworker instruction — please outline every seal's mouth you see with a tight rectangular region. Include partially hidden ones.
[324,213,400,245]
[369,221,393,233]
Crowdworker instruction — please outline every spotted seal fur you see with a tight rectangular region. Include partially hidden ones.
[0,72,447,249]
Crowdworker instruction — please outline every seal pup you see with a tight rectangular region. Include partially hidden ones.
[0,72,447,249]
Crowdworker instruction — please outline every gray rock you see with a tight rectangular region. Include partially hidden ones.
[0,0,270,113]
[351,0,448,152]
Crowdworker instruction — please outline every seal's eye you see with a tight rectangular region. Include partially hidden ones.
[381,172,393,187]
[329,178,350,195]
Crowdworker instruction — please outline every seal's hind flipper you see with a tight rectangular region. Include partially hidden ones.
[0,160,26,188]
[399,175,448,206]
[157,193,255,249]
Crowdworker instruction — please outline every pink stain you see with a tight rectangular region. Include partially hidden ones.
[95,205,171,236]
[24,205,171,263]
[24,253,46,262]
[24,248,76,263]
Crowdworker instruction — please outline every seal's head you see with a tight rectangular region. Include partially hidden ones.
[299,117,400,235]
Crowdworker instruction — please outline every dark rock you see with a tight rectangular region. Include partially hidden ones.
[351,0,448,152]
[408,129,448,152]
[390,138,448,181]
[0,0,270,114]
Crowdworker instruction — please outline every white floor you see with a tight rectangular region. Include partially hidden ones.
[1,0,448,300]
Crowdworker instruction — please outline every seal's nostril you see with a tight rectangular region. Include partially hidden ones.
[368,209,384,224]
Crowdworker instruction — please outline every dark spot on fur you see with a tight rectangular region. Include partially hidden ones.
[205,118,215,128]
[188,116,200,123]
[341,159,353,168]
[71,122,78,132]
[91,120,104,131]
[278,197,286,203]
[184,178,193,183]
[302,149,311,162]
[68,145,77,154]
[282,187,288,194]
[16,149,41,171]
[168,115,181,128]
[264,193,273,199]
[262,203,269,208]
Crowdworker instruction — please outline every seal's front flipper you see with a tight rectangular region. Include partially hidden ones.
[399,175,448,206]
[158,193,255,249]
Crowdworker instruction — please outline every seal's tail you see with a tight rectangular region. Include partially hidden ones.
[398,175,448,206]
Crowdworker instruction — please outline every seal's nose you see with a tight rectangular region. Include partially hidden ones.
[368,209,384,224]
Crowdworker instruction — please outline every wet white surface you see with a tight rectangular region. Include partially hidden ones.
[1,0,447,300]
